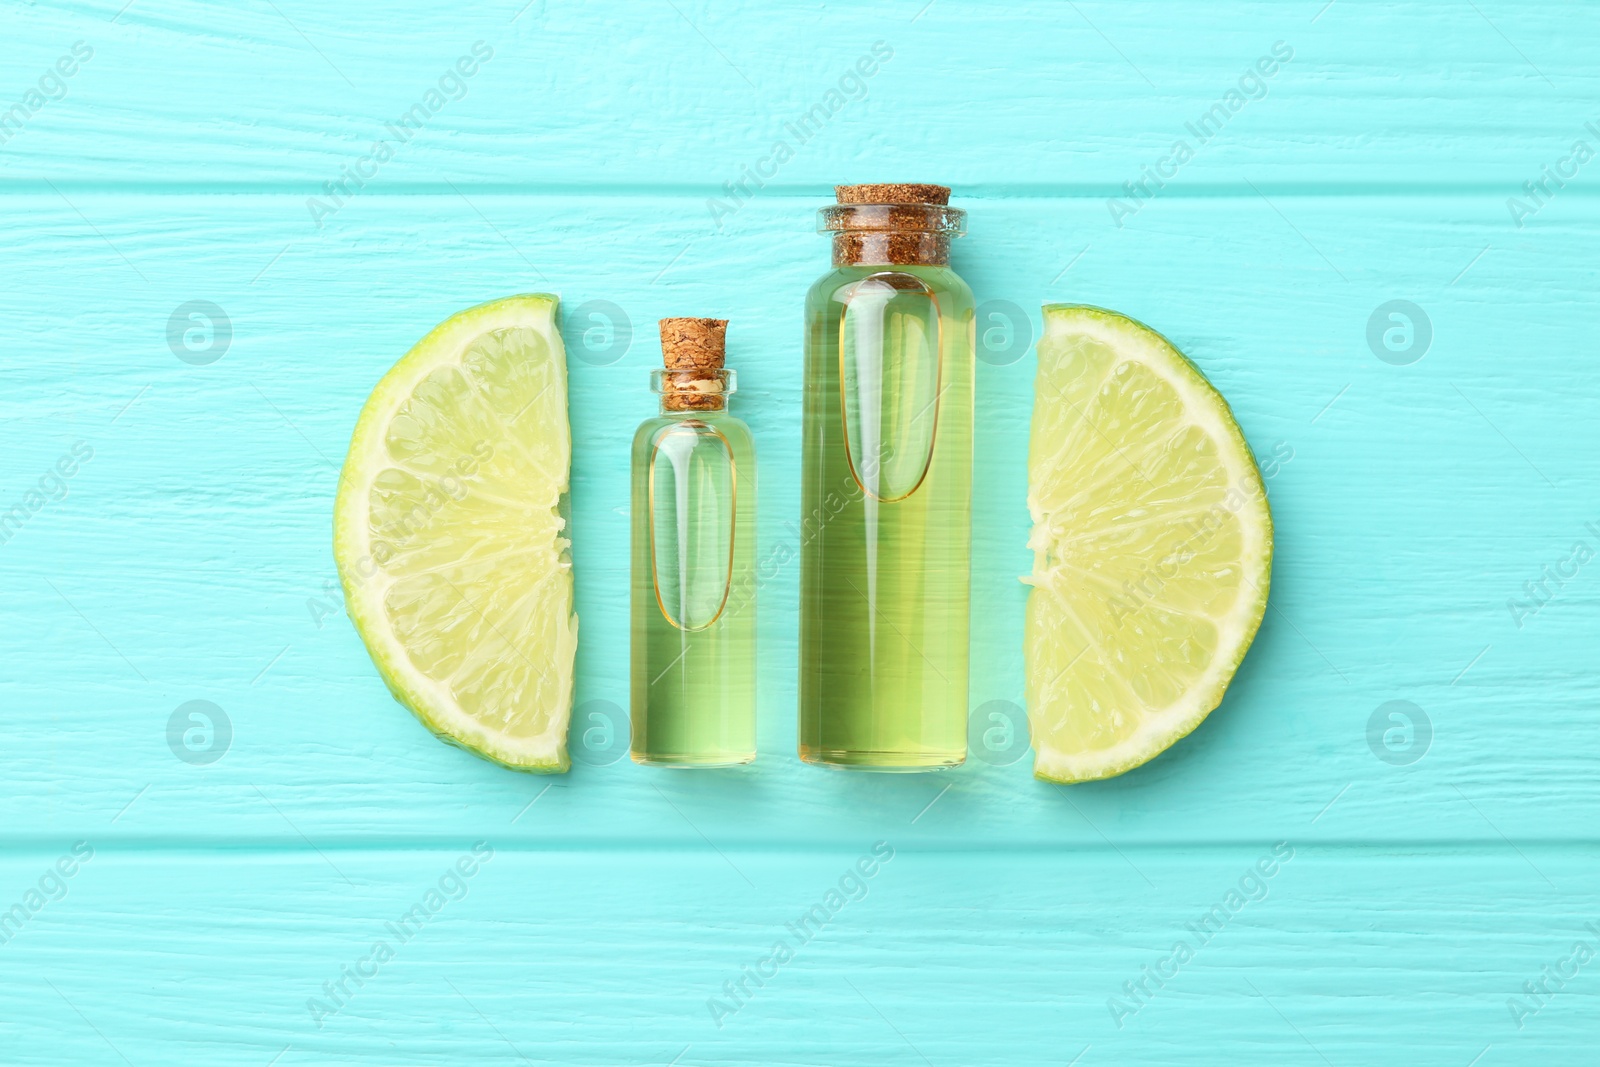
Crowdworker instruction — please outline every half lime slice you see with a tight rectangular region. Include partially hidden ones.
[334,295,577,771]
[1025,305,1272,782]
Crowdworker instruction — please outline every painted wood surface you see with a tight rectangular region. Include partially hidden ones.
[4,1,1597,1063]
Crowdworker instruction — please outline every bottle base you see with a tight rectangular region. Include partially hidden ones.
[799,747,965,772]
[630,751,756,768]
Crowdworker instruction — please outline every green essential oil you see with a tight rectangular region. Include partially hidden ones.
[630,320,757,766]
[799,187,974,769]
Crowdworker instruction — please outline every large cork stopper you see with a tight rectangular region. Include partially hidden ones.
[829,184,957,267]
[835,183,950,206]
[658,318,727,412]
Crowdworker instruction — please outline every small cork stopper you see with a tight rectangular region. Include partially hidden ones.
[659,318,726,371]
[658,318,727,411]
[835,183,950,205]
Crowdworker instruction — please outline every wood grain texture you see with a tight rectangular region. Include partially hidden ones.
[2,0,1597,1061]
[5,1,1599,188]
[3,848,1597,1064]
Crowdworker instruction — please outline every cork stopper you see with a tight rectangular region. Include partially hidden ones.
[835,184,950,206]
[659,318,726,371]
[823,184,964,267]
[657,318,728,412]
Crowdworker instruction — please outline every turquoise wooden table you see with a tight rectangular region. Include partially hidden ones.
[6,0,1598,1062]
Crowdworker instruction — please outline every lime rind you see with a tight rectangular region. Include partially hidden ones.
[1026,304,1273,783]
[333,294,577,772]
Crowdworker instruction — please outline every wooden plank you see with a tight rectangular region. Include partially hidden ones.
[0,846,1592,1064]
[1,2,1597,189]
[1,192,1594,847]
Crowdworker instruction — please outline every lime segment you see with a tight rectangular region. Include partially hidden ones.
[334,295,576,771]
[1025,305,1272,783]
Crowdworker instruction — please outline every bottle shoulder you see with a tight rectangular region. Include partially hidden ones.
[633,413,754,450]
[807,264,974,304]
[703,414,755,459]
[632,418,665,448]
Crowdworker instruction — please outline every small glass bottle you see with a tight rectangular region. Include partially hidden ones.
[799,184,975,770]
[630,318,758,766]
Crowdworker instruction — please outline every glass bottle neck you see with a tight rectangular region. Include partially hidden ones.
[820,202,965,268]
[832,231,950,267]
[651,368,735,413]
[659,396,727,414]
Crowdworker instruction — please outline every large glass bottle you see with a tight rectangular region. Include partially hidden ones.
[799,184,974,769]
[630,318,757,766]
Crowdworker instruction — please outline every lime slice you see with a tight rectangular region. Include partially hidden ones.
[1025,305,1272,783]
[333,295,576,772]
